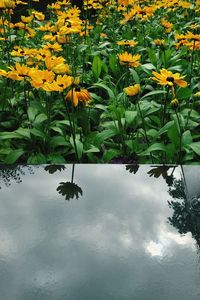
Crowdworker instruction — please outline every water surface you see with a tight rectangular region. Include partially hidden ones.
[0,164,200,300]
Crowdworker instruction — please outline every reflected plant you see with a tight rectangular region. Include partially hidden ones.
[167,169,200,249]
[147,165,177,187]
[0,165,34,189]
[44,164,83,201]
[44,165,66,174]
[57,181,83,201]
[126,164,139,174]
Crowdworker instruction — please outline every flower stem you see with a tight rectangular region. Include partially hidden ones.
[175,111,183,165]
[137,101,154,163]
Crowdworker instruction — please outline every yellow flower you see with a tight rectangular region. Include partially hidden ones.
[161,18,173,33]
[45,56,71,74]
[66,87,91,107]
[194,91,200,97]
[117,40,138,47]
[10,46,27,57]
[0,69,7,77]
[21,15,34,23]
[151,69,187,87]
[7,63,31,81]
[153,39,165,46]
[41,75,77,92]
[3,0,15,9]
[55,75,73,90]
[43,42,62,52]
[118,52,141,68]
[123,84,141,96]
[29,69,55,89]
[32,11,45,21]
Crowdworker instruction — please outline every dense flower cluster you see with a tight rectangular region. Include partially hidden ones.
[0,0,199,163]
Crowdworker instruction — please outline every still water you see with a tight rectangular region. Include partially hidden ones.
[0,164,200,300]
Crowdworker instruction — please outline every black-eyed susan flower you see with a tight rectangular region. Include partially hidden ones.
[117,40,138,47]
[123,84,141,96]
[66,87,91,107]
[21,15,34,23]
[43,42,62,53]
[118,52,141,68]
[161,18,173,33]
[29,69,55,89]
[151,69,187,87]
[45,56,71,74]
[32,10,45,21]
[1,0,15,9]
[7,63,31,81]
[41,75,78,92]
[153,39,165,46]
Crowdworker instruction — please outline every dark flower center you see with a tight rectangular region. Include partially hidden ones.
[75,86,81,92]
[166,76,174,82]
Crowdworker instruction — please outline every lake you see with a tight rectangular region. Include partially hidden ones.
[0,164,200,300]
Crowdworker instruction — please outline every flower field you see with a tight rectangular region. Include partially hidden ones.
[0,0,200,164]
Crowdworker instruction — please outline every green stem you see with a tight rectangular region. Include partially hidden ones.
[137,101,154,163]
[190,40,195,84]
[175,111,183,165]
[162,86,169,127]
[71,163,75,183]
[64,95,79,162]
[114,71,129,95]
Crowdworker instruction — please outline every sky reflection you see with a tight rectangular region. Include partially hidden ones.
[0,165,200,300]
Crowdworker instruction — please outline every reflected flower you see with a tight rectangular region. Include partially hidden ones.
[57,181,83,201]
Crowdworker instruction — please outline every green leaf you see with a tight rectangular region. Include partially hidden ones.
[15,128,31,139]
[94,129,117,146]
[103,149,121,162]
[84,146,100,153]
[46,154,66,163]
[125,111,137,125]
[176,87,192,100]
[167,122,180,147]
[157,120,174,137]
[30,128,46,139]
[0,131,22,140]
[34,113,47,124]
[140,90,166,100]
[147,48,157,66]
[70,137,83,160]
[76,139,83,160]
[27,106,38,122]
[140,143,166,156]
[92,56,102,79]
[109,54,118,73]
[5,149,24,164]
[141,63,156,70]
[129,69,140,84]
[50,126,63,135]
[27,153,46,164]
[50,136,68,148]
[189,142,200,156]
[93,82,115,99]
[182,130,192,146]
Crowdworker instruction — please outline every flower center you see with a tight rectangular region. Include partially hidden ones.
[75,86,81,92]
[166,76,174,82]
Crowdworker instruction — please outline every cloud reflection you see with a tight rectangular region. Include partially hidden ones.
[0,164,200,300]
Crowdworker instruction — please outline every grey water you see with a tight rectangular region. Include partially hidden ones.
[0,164,200,300]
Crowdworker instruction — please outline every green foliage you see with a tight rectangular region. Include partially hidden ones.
[0,0,199,164]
